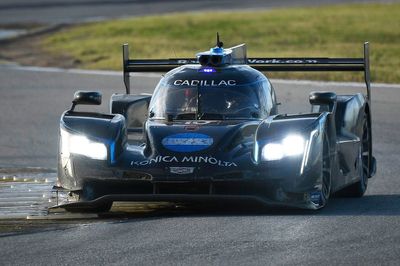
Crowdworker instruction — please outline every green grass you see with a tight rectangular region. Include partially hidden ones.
[44,3,400,83]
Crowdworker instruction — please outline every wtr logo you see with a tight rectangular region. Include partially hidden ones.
[162,133,213,152]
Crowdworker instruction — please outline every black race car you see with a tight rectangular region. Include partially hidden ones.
[54,36,376,212]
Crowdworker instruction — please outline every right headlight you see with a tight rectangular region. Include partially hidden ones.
[261,135,306,161]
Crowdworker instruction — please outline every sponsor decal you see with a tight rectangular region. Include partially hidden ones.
[162,133,213,152]
[169,167,195,175]
[173,79,236,86]
[130,155,237,167]
[248,58,318,64]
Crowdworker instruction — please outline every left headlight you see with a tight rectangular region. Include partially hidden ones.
[60,129,107,160]
[261,135,305,161]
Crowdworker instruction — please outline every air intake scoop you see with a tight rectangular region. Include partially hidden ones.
[196,33,246,67]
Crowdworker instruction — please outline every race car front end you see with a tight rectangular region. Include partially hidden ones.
[56,108,330,211]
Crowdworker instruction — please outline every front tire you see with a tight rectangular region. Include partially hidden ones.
[340,113,370,197]
[319,134,332,207]
[64,200,113,213]
[310,133,331,209]
[321,135,332,206]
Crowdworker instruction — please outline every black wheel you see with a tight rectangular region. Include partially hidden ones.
[340,113,370,197]
[310,133,331,208]
[320,135,332,206]
[87,202,113,213]
[64,202,113,213]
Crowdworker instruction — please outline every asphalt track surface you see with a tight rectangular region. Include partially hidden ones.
[1,64,400,265]
[1,0,400,265]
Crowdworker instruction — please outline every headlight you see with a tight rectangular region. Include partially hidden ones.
[261,135,305,161]
[60,129,107,160]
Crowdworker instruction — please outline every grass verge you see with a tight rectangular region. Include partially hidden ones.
[43,3,400,83]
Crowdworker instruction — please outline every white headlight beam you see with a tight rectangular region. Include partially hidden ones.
[261,134,306,162]
[60,129,108,160]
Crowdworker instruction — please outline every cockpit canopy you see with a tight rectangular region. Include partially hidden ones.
[148,65,276,121]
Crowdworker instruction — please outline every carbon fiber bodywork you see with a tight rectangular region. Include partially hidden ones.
[59,116,325,209]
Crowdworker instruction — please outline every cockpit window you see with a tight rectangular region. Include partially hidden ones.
[149,80,268,120]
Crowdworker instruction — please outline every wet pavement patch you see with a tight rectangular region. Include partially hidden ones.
[0,167,57,219]
[0,167,269,235]
[0,167,183,222]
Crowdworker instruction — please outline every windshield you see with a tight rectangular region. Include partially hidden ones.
[149,82,264,120]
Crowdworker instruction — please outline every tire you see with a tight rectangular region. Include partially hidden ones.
[87,202,113,213]
[64,202,113,213]
[310,133,331,209]
[340,113,370,197]
[320,134,332,206]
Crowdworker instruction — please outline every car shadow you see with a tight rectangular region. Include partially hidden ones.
[5,194,397,236]
[98,194,400,220]
[318,194,400,216]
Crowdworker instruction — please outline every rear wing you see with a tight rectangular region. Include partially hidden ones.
[122,42,371,101]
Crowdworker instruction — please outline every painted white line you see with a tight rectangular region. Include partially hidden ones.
[0,64,161,78]
[1,63,400,88]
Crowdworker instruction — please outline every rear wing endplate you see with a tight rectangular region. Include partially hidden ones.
[123,42,371,101]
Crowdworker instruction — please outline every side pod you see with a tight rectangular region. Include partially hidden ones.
[58,112,126,190]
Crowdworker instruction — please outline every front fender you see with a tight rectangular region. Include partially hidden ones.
[254,113,329,193]
[58,111,126,190]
